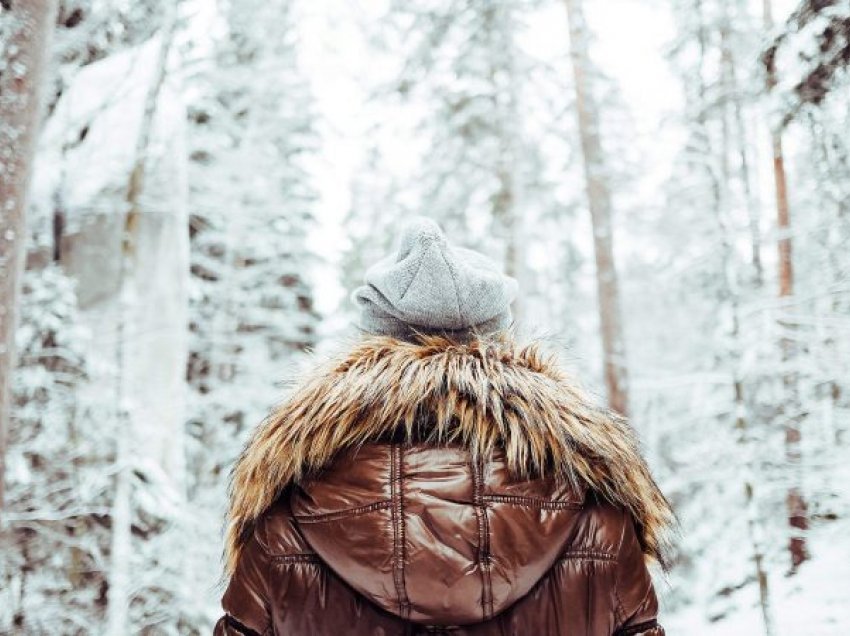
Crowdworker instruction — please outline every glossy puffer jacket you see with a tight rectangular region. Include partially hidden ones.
[215,335,675,636]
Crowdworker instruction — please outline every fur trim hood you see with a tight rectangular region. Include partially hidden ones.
[224,334,675,575]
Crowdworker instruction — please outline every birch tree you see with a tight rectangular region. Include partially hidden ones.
[0,0,59,513]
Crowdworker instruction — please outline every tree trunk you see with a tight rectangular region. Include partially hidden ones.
[0,0,60,513]
[763,0,809,571]
[105,12,178,634]
[563,0,629,416]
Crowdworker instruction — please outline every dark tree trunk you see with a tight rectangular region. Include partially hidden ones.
[764,0,809,571]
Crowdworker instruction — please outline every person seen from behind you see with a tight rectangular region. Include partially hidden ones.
[215,217,675,635]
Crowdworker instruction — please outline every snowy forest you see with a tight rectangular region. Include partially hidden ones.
[1,0,849,633]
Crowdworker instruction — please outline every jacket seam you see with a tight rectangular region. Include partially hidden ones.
[390,444,411,619]
[483,493,583,509]
[472,454,494,619]
[614,585,625,627]
[613,507,629,627]
[556,550,617,562]
[586,562,593,636]
[254,512,273,556]
[293,499,392,524]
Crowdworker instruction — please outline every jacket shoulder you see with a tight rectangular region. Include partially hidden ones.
[570,497,662,634]
[569,496,632,558]
[255,494,316,558]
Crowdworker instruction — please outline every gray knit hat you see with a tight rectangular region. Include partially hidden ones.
[352,217,518,340]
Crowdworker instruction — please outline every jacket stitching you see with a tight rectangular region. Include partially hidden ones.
[557,550,617,562]
[483,493,583,509]
[390,444,411,619]
[613,507,629,627]
[614,584,625,627]
[293,499,392,524]
[472,455,494,619]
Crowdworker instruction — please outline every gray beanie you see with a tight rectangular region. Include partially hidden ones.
[352,217,518,340]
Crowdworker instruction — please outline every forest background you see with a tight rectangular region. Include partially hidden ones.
[1,0,849,633]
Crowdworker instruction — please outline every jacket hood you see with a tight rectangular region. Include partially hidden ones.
[225,335,675,587]
[289,443,588,624]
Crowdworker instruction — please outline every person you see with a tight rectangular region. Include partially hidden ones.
[214,217,674,636]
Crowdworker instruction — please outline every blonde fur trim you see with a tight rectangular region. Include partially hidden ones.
[224,334,675,575]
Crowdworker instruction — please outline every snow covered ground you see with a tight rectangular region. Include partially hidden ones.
[662,460,850,636]
[665,517,850,635]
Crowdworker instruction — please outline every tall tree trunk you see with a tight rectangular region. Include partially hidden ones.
[763,0,809,571]
[563,0,629,416]
[0,0,60,513]
[105,11,178,634]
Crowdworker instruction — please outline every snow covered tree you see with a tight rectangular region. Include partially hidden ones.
[382,1,525,279]
[762,0,850,125]
[11,1,193,630]
[638,0,784,628]
[2,266,101,633]
[0,0,60,513]
[642,0,849,625]
[358,0,584,332]
[182,0,321,624]
[762,0,809,572]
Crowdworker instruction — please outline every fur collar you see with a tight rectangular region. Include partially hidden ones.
[225,334,675,575]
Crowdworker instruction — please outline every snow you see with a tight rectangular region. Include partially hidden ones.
[4,0,850,633]
[29,34,189,481]
[664,518,850,635]
[30,35,184,230]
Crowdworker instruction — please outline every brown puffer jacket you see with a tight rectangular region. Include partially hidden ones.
[215,336,674,636]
